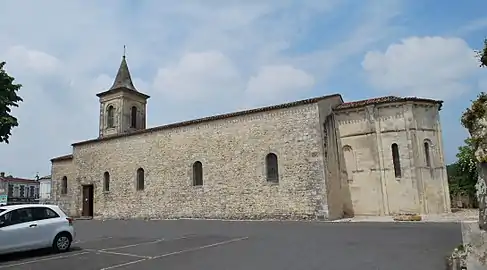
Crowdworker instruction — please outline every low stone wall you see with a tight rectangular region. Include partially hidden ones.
[462,221,487,269]
[451,194,479,209]
[392,213,422,221]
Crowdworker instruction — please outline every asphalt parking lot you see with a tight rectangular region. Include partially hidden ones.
[0,219,461,270]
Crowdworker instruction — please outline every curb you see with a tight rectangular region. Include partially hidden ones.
[74,216,93,220]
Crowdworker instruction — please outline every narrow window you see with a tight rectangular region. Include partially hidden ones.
[343,145,356,181]
[131,106,137,128]
[136,168,144,191]
[107,106,115,128]
[103,172,110,192]
[61,176,68,194]
[391,144,402,178]
[193,161,203,186]
[266,153,279,183]
[424,141,431,167]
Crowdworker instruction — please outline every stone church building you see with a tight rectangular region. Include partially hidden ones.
[50,56,451,220]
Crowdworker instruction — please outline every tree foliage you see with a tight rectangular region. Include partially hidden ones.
[448,139,478,198]
[461,92,487,141]
[463,40,487,137]
[0,61,23,144]
[478,38,487,67]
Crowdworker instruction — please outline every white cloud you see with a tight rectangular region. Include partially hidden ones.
[362,36,479,100]
[244,65,315,106]
[0,0,404,177]
[4,46,62,75]
[153,51,243,101]
[153,52,315,109]
[456,17,487,35]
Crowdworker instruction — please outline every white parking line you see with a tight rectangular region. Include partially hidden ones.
[74,236,114,244]
[100,258,147,270]
[152,237,249,259]
[0,252,90,269]
[100,236,249,270]
[100,234,194,251]
[100,239,164,251]
[84,249,151,259]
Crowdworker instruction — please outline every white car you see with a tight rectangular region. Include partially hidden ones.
[0,204,76,255]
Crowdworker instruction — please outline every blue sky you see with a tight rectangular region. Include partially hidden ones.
[0,0,486,178]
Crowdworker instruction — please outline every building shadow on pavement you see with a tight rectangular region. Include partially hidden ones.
[0,247,83,263]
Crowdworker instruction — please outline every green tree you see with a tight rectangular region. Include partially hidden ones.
[448,138,478,200]
[478,38,487,67]
[0,61,23,144]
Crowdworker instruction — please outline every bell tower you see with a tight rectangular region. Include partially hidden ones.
[96,53,150,138]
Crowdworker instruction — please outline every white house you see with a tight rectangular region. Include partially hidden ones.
[38,175,52,202]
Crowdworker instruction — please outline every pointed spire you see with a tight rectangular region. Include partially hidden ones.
[109,48,137,92]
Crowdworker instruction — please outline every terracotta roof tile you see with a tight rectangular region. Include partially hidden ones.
[334,96,442,111]
[0,176,38,183]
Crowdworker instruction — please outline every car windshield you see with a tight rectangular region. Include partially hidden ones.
[0,209,5,213]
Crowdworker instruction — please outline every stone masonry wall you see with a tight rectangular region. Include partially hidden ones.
[410,103,451,214]
[53,102,336,220]
[317,97,350,219]
[336,107,384,215]
[335,101,449,216]
[376,104,421,214]
[99,91,147,138]
[51,159,76,216]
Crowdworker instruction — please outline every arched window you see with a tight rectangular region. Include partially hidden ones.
[193,161,203,186]
[103,172,110,192]
[136,168,144,190]
[131,106,137,128]
[61,176,68,194]
[266,153,279,183]
[107,105,115,128]
[424,141,431,167]
[391,143,402,178]
[342,145,356,181]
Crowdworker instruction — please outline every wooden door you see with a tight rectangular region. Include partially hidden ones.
[82,185,93,217]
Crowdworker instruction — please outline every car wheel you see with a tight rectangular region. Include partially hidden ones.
[52,232,72,253]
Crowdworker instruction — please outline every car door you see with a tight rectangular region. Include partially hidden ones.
[31,207,62,246]
[0,210,13,254]
[0,208,38,253]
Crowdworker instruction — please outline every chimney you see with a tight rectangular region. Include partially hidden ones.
[0,172,4,178]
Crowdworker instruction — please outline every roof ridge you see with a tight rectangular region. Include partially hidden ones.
[334,96,442,111]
